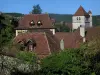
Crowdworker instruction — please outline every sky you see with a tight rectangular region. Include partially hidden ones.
[0,0,100,15]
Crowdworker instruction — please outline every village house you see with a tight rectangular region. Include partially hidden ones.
[14,6,100,58]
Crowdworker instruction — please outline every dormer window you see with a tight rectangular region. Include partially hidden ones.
[26,39,36,51]
[37,20,42,26]
[30,20,35,26]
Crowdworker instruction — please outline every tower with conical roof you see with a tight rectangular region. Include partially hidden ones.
[72,6,92,30]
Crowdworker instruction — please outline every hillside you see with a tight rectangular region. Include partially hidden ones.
[49,14,72,23]
[4,13,100,26]
[49,14,100,26]
[5,13,24,17]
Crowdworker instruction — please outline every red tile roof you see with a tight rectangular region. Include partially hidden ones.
[14,32,60,58]
[86,26,100,41]
[55,32,82,48]
[16,14,53,29]
[74,6,89,16]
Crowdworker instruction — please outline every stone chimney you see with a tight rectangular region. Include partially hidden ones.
[80,25,86,42]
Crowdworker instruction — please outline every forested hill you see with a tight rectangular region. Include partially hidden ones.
[5,13,24,17]
[49,14,72,22]
[49,14,100,26]
[5,13,100,26]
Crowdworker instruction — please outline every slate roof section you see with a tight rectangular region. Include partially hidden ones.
[16,14,53,29]
[74,6,89,16]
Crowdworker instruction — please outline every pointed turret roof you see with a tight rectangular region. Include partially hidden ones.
[74,5,89,16]
[88,10,92,14]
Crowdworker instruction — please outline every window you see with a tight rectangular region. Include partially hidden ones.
[18,31,22,34]
[26,39,37,51]
[37,20,42,26]
[79,17,81,20]
[77,17,78,20]
[30,20,35,26]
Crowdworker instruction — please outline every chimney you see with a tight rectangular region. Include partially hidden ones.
[50,29,55,35]
[80,25,86,42]
[60,39,64,50]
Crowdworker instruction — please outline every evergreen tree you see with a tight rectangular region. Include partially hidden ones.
[32,4,42,14]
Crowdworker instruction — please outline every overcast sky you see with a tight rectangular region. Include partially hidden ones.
[0,0,100,15]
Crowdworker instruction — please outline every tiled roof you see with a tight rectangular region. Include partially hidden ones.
[86,26,100,41]
[74,6,89,16]
[14,32,60,58]
[55,32,82,48]
[55,26,100,49]
[16,14,53,29]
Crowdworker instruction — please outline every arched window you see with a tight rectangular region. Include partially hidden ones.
[37,20,42,26]
[30,20,35,26]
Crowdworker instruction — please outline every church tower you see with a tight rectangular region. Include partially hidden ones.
[72,6,92,30]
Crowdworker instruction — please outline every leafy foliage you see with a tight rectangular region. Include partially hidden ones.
[16,51,39,75]
[0,14,15,50]
[40,48,91,75]
[16,51,37,64]
[85,36,100,75]
[31,4,42,14]
[54,23,70,32]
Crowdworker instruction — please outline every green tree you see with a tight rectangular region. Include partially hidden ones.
[16,51,39,74]
[84,35,100,75]
[0,13,15,75]
[0,14,14,51]
[32,4,42,14]
[54,23,70,32]
[40,48,91,75]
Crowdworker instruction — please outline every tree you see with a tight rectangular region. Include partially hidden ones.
[0,14,14,50]
[54,23,70,32]
[40,48,91,75]
[32,4,42,14]
[0,13,15,75]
